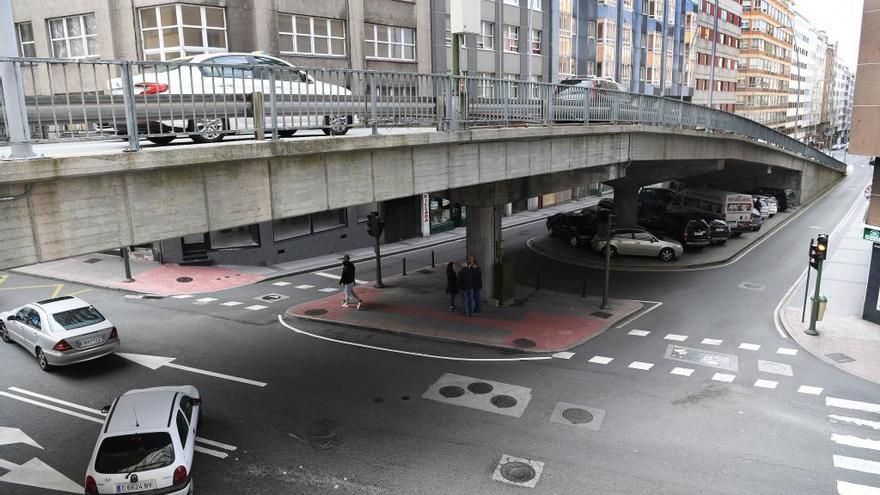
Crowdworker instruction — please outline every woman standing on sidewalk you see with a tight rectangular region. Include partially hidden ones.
[446,262,458,312]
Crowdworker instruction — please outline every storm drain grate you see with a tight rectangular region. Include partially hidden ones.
[500,462,536,483]
[467,382,493,394]
[826,352,855,363]
[492,454,545,488]
[549,402,606,431]
[176,277,193,283]
[513,338,536,348]
[439,386,466,398]
[591,311,613,319]
[304,309,328,316]
[561,407,594,424]
[83,258,102,264]
[490,395,517,408]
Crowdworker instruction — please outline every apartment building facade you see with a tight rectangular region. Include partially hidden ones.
[783,10,820,141]
[688,0,742,111]
[831,61,854,146]
[735,0,793,132]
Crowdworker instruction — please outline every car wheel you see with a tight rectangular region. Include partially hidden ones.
[146,136,175,145]
[658,248,675,262]
[569,236,579,247]
[36,348,51,372]
[322,115,350,136]
[189,118,226,144]
[0,323,11,343]
[278,129,297,138]
[601,245,617,257]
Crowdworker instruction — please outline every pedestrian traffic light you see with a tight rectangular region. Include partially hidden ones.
[366,212,385,239]
[816,234,829,261]
[808,240,819,269]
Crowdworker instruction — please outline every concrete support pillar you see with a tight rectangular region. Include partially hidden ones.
[466,206,502,304]
[613,185,640,225]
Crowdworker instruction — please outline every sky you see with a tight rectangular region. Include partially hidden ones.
[793,0,863,70]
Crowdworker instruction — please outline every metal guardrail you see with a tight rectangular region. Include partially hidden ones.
[0,56,845,172]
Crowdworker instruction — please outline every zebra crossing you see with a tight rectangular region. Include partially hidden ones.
[827,396,880,493]
[160,274,345,312]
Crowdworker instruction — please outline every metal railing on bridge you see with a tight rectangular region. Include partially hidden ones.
[0,56,844,172]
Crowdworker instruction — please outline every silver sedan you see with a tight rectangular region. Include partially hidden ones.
[0,295,119,371]
[591,227,684,262]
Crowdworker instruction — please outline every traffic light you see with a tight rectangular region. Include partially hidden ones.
[366,212,385,239]
[809,240,819,269]
[816,234,829,261]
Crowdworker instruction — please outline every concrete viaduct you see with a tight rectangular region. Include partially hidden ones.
[0,125,845,299]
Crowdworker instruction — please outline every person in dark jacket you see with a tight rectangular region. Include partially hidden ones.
[445,262,458,311]
[469,256,483,313]
[338,255,362,309]
[457,259,475,316]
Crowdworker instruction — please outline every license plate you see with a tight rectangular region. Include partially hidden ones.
[695,231,705,236]
[116,480,155,492]
[79,336,104,347]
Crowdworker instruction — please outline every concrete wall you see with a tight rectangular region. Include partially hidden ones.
[0,126,844,269]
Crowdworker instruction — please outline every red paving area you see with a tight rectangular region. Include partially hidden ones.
[287,286,643,352]
[116,264,265,295]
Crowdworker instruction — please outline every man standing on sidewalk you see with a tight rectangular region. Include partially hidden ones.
[458,259,475,316]
[470,256,483,314]
[339,255,362,309]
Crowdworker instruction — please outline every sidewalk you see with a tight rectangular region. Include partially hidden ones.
[285,268,643,353]
[10,197,603,295]
[779,212,880,385]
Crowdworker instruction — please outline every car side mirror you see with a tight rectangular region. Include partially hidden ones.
[100,404,112,414]
[192,398,202,406]
[7,315,16,321]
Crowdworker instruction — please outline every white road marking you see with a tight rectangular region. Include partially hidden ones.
[777,347,798,356]
[117,353,268,387]
[0,457,84,493]
[809,226,824,230]
[7,387,103,416]
[277,316,554,362]
[243,305,268,311]
[832,434,880,452]
[0,427,42,449]
[834,455,880,476]
[194,445,228,459]
[172,294,194,299]
[828,397,880,414]
[754,379,778,389]
[220,301,243,306]
[318,288,338,293]
[797,385,824,395]
[628,361,654,371]
[589,356,614,364]
[830,415,880,431]
[195,437,237,451]
[670,367,695,377]
[837,480,880,495]
[314,271,367,285]
[552,351,575,359]
[614,301,663,328]
[194,297,218,304]
[701,338,723,346]
[712,373,736,383]
[423,373,532,418]
[272,281,292,286]
[295,285,315,289]
[664,334,688,342]
[738,343,761,351]
[627,329,650,337]
[0,391,102,424]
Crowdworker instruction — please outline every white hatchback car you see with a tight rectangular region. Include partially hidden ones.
[85,386,201,495]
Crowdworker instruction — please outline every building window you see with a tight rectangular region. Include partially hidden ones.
[444,17,467,47]
[503,25,519,53]
[478,21,495,50]
[529,75,542,99]
[278,14,346,57]
[529,0,542,10]
[477,72,496,98]
[48,13,98,59]
[273,209,348,242]
[504,74,520,98]
[530,29,541,54]
[210,224,260,249]
[138,4,227,61]
[503,0,519,5]
[364,24,415,61]
[16,22,35,57]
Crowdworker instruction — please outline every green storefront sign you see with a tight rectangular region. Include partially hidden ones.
[864,225,880,243]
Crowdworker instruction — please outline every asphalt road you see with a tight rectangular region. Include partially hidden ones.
[0,152,876,494]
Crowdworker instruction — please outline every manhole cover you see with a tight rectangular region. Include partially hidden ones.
[490,395,517,408]
[467,382,494,394]
[827,352,855,363]
[83,258,102,264]
[176,277,193,283]
[500,461,536,483]
[439,386,465,398]
[513,338,536,348]
[591,311,612,319]
[561,407,594,424]
[287,420,339,450]
[304,308,328,316]
[417,269,434,274]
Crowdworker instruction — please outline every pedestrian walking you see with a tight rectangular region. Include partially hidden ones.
[338,255,362,309]
[470,256,483,313]
[445,262,458,312]
[457,259,475,316]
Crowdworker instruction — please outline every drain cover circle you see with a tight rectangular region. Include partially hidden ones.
[490,395,517,408]
[561,407,594,424]
[467,382,493,394]
[513,338,536,348]
[439,386,465,398]
[304,308,328,316]
[500,461,536,483]
[176,277,193,283]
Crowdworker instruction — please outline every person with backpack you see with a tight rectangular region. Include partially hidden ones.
[339,255,362,309]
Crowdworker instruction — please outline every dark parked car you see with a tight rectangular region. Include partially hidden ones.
[638,187,678,213]
[640,212,712,249]
[547,209,601,246]
[597,198,615,211]
[751,187,796,212]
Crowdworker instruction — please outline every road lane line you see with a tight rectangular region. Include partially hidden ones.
[834,455,880,476]
[0,392,103,424]
[837,480,880,495]
[49,284,64,299]
[830,415,880,431]
[165,363,268,387]
[195,437,237,451]
[614,301,663,328]
[828,397,880,414]
[277,316,553,363]
[832,434,880,452]
[194,445,228,459]
[7,387,103,416]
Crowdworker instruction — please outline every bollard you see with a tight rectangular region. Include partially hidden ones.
[431,250,435,268]
[403,257,407,276]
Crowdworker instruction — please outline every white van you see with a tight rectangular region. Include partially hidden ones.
[670,189,753,234]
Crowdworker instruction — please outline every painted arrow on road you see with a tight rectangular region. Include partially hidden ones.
[0,457,83,493]
[117,353,267,387]
[0,427,42,449]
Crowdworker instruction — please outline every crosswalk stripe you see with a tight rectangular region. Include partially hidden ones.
[195,436,237,451]
[588,356,613,364]
[738,343,761,351]
[295,285,314,289]
[664,334,688,342]
[194,445,228,459]
[318,288,339,292]
[244,305,267,311]
[220,301,243,306]
[798,386,824,396]
[828,397,880,414]
[832,434,880,452]
[701,338,723,346]
[628,361,654,371]
[627,329,650,337]
[777,347,798,356]
[833,455,880,476]
[670,367,695,377]
[172,294,194,299]
[837,480,880,494]
[754,379,778,389]
[272,281,292,286]
[830,415,880,432]
[712,373,736,383]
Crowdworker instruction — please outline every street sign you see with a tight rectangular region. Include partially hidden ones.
[864,225,880,243]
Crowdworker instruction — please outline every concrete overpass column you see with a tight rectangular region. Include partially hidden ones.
[466,205,502,305]
[612,185,640,225]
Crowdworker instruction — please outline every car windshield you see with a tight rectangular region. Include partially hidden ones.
[95,433,175,474]
[52,306,105,331]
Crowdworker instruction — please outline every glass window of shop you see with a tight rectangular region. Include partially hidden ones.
[429,197,465,233]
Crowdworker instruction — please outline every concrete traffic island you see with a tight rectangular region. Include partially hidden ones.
[285,268,643,353]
